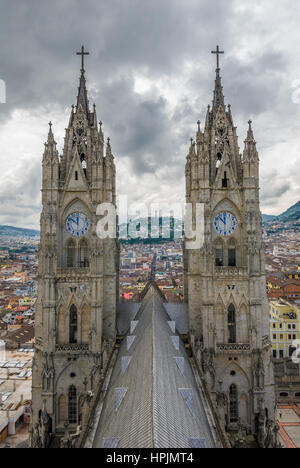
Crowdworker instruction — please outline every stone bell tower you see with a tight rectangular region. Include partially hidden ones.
[184,47,277,447]
[30,47,119,448]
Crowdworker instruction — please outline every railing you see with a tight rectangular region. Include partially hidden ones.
[214,266,248,277]
[216,343,251,353]
[56,343,89,352]
[57,264,90,276]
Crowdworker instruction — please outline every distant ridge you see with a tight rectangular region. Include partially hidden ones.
[0,225,40,237]
[262,200,300,224]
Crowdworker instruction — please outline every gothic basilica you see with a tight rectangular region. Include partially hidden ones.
[30,47,279,448]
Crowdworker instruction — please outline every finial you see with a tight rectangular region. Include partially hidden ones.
[248,119,252,127]
[49,121,52,129]
[99,121,102,128]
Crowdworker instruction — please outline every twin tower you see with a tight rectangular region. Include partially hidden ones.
[30,47,277,448]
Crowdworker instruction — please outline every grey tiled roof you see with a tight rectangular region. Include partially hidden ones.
[93,284,218,448]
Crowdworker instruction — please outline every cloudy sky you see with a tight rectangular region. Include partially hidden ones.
[0,0,300,229]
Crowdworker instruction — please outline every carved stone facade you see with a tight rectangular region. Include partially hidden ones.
[184,56,278,447]
[30,61,119,447]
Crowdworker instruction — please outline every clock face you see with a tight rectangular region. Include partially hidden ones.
[66,212,90,237]
[213,211,238,236]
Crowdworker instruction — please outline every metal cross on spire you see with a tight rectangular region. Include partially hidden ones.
[76,45,89,73]
[211,45,224,69]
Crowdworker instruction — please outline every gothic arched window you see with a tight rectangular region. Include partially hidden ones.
[228,304,236,343]
[81,154,87,176]
[215,240,224,267]
[228,238,236,267]
[68,385,77,424]
[67,239,76,268]
[229,384,238,423]
[79,239,89,267]
[69,305,78,344]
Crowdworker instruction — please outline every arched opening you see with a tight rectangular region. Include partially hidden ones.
[80,154,87,176]
[228,304,236,343]
[222,171,229,188]
[67,239,76,268]
[69,305,78,344]
[228,238,236,267]
[81,305,90,344]
[58,394,67,425]
[79,239,89,267]
[68,385,77,424]
[215,239,224,267]
[229,384,238,423]
[215,153,222,174]
[279,392,289,397]
[295,393,300,397]
[57,306,65,344]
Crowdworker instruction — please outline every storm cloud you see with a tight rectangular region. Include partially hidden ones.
[0,0,300,228]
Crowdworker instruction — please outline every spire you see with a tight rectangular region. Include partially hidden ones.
[211,45,225,118]
[76,46,90,117]
[47,121,56,145]
[93,104,98,129]
[246,120,255,143]
[76,70,90,116]
[43,122,58,164]
[106,137,113,158]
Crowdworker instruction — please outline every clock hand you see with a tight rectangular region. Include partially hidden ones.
[218,215,225,225]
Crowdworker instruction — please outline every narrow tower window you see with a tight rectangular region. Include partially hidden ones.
[79,239,89,267]
[67,239,76,268]
[228,239,236,267]
[229,384,238,423]
[215,240,224,267]
[68,385,77,424]
[81,154,87,176]
[75,171,78,180]
[228,304,236,343]
[69,305,78,344]
[222,171,229,188]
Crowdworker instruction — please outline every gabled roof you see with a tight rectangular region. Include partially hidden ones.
[92,283,219,448]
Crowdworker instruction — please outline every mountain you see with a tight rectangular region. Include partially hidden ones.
[0,225,40,237]
[263,200,300,224]
[277,200,300,222]
[262,214,276,223]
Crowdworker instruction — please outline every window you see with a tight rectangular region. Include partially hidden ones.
[279,392,288,397]
[69,305,78,344]
[273,334,276,340]
[229,384,238,423]
[79,239,89,267]
[273,324,276,329]
[292,324,296,330]
[288,324,291,330]
[222,171,229,188]
[228,304,236,344]
[81,154,87,176]
[280,334,283,340]
[293,335,296,340]
[273,350,277,358]
[67,239,76,268]
[228,239,236,267]
[75,171,78,181]
[288,334,292,340]
[68,385,77,424]
[215,240,223,267]
[279,350,284,358]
